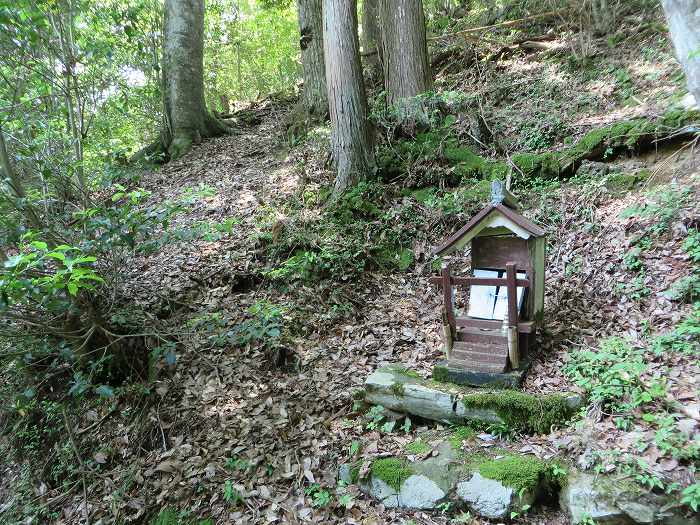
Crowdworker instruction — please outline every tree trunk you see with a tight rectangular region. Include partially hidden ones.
[662,0,700,104]
[323,0,375,195]
[162,0,227,160]
[298,0,328,118]
[0,127,42,230]
[379,0,433,105]
[361,0,382,73]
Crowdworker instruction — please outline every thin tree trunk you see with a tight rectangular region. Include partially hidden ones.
[162,0,228,160]
[0,128,25,199]
[379,0,433,104]
[662,0,700,104]
[361,0,382,73]
[323,0,375,195]
[49,3,87,198]
[298,0,328,118]
[0,127,42,230]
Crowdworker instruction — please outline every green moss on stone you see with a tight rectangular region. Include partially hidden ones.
[562,110,700,171]
[449,426,476,450]
[512,152,561,179]
[478,455,548,493]
[462,390,571,434]
[405,439,432,455]
[605,172,643,191]
[388,365,421,379]
[390,382,405,396]
[371,458,413,490]
[432,364,449,383]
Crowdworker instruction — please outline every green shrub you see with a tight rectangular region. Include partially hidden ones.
[564,337,665,411]
[264,182,423,281]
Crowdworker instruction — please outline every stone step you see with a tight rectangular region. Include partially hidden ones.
[456,327,506,345]
[448,356,507,374]
[453,341,508,356]
[451,347,508,364]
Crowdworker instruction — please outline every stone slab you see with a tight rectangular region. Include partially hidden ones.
[363,364,581,429]
[433,358,530,388]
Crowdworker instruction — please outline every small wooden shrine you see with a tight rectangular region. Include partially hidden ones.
[429,181,546,378]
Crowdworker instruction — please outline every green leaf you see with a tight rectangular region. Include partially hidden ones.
[3,254,24,268]
[95,385,114,397]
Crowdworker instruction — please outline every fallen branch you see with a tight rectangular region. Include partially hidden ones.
[63,408,91,525]
[428,9,568,41]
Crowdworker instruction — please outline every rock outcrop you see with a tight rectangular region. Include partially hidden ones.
[560,471,699,525]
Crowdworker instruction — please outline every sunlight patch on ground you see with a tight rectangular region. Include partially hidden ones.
[236,189,259,208]
[268,164,299,194]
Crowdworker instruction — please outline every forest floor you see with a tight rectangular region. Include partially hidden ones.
[2,6,699,525]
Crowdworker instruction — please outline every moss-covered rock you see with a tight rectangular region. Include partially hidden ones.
[559,470,700,524]
[477,455,549,493]
[512,152,561,179]
[365,365,581,433]
[370,458,413,491]
[559,109,700,176]
[461,390,573,434]
[378,108,699,188]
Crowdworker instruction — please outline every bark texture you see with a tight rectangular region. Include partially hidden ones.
[162,0,227,160]
[379,0,433,104]
[323,0,375,194]
[361,0,382,72]
[662,0,700,103]
[298,0,328,118]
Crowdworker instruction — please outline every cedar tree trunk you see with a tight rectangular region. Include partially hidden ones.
[662,0,700,103]
[361,0,382,73]
[162,0,227,160]
[298,0,329,118]
[323,0,375,195]
[379,0,433,104]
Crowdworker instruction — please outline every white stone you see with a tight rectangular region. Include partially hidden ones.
[559,472,629,525]
[366,371,397,388]
[368,477,399,507]
[398,474,445,509]
[456,473,516,520]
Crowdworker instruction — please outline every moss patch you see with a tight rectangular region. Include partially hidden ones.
[512,152,561,179]
[371,458,413,491]
[478,455,548,493]
[462,390,571,434]
[604,170,650,191]
[390,382,405,396]
[405,439,432,455]
[560,109,700,174]
[378,109,699,188]
[432,364,449,383]
[449,426,476,450]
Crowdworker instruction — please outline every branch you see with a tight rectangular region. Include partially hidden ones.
[428,9,568,41]
[62,408,91,525]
